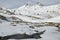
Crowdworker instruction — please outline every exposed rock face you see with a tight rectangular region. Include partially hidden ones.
[0,30,45,40]
[0,15,9,22]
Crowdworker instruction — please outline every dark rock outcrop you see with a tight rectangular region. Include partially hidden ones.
[0,30,45,40]
[0,15,9,22]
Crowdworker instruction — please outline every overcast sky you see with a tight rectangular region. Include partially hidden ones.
[0,0,60,9]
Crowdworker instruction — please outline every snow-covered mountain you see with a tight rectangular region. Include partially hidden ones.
[0,4,60,23]
[15,4,60,23]
[0,4,60,40]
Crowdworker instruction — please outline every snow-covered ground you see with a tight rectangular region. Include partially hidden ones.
[0,3,60,40]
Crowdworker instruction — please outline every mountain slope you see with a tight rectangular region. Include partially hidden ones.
[0,4,60,23]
